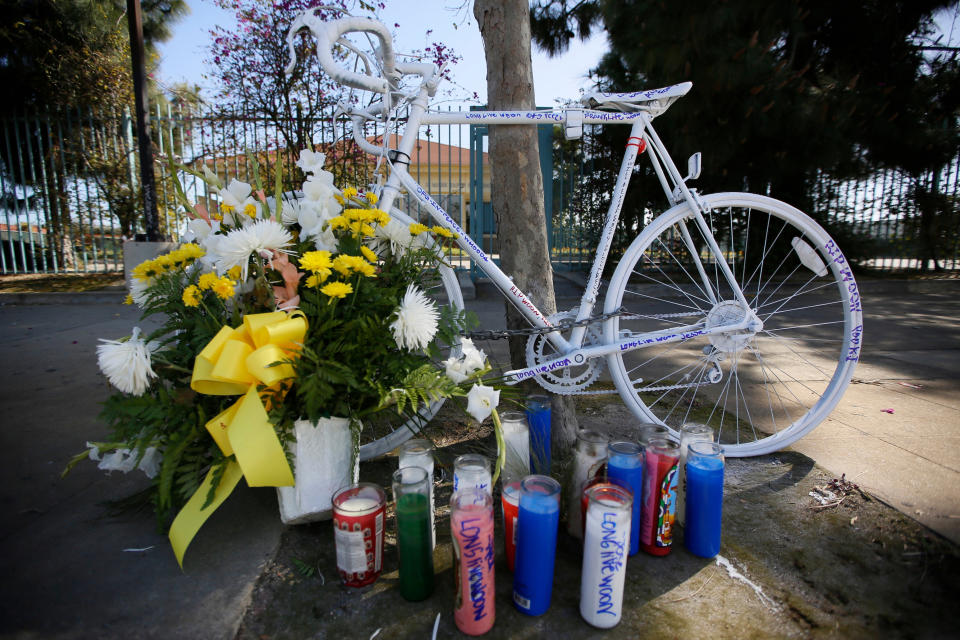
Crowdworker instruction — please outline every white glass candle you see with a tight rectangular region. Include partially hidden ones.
[580,483,632,628]
[399,438,435,549]
[677,423,713,526]
[567,429,608,539]
[499,412,530,486]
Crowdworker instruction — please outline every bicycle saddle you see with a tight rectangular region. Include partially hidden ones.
[581,82,693,112]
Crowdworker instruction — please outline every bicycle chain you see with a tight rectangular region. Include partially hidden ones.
[460,308,701,340]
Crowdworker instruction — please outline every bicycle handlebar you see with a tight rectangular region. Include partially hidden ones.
[286,11,441,97]
[286,11,398,94]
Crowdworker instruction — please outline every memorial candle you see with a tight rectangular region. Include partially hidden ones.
[331,483,386,587]
[392,466,434,601]
[398,439,435,549]
[677,423,713,527]
[567,429,609,540]
[525,395,552,474]
[580,483,632,628]
[513,475,560,616]
[639,438,680,556]
[684,442,725,558]
[499,412,531,486]
[501,481,521,571]
[606,441,643,556]
[451,488,496,635]
[454,453,492,497]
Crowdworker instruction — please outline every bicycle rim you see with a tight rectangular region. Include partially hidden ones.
[604,192,861,457]
[358,207,463,460]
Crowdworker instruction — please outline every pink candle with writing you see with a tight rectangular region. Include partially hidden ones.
[451,488,496,635]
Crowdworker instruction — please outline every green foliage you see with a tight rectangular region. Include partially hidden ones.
[531,0,960,258]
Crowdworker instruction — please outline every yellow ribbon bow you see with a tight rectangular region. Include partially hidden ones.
[169,311,307,567]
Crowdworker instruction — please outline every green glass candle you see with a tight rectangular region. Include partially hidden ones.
[393,467,434,601]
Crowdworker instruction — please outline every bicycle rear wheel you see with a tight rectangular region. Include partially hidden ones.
[357,207,464,460]
[604,192,862,457]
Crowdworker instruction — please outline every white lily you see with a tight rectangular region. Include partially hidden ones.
[296,149,327,175]
[219,178,261,225]
[466,383,500,423]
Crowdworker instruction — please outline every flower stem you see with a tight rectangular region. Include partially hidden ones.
[491,408,505,487]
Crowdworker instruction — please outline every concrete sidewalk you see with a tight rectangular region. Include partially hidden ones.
[0,277,958,638]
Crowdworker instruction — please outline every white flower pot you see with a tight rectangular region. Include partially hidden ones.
[277,416,359,524]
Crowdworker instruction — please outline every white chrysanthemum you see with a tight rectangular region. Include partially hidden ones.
[96,327,157,395]
[466,383,500,423]
[127,276,152,308]
[214,219,292,278]
[296,149,327,175]
[390,284,439,351]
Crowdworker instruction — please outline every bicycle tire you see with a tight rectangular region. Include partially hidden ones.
[603,192,862,457]
[357,206,464,460]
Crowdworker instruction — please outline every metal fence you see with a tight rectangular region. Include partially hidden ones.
[2,106,958,276]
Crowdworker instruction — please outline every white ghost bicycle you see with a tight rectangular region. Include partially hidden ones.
[287,11,863,459]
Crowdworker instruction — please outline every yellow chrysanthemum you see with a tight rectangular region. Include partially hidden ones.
[132,261,156,281]
[243,203,258,219]
[332,254,364,276]
[334,193,345,204]
[432,226,458,239]
[320,281,353,301]
[328,216,349,230]
[342,187,358,200]
[409,223,429,236]
[182,285,201,307]
[180,243,205,259]
[360,223,375,237]
[374,210,390,226]
[123,294,134,305]
[305,273,329,287]
[360,246,377,263]
[197,272,219,290]
[211,277,236,300]
[366,192,379,205]
[154,254,174,271]
[227,265,242,281]
[300,250,332,273]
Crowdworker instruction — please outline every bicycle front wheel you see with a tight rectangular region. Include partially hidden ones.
[357,207,464,460]
[604,193,862,457]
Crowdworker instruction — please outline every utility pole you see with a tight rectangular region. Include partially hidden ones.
[126,0,160,241]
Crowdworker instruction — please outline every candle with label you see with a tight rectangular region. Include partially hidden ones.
[606,441,644,555]
[513,475,561,616]
[684,441,725,558]
[639,438,680,556]
[331,483,386,587]
[398,438,435,549]
[677,423,713,527]
[451,488,496,635]
[392,466,434,601]
[567,429,609,539]
[453,453,492,497]
[580,483,632,628]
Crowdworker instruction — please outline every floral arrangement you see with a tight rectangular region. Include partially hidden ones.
[68,150,504,565]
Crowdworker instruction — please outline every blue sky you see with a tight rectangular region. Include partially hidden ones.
[155,1,608,107]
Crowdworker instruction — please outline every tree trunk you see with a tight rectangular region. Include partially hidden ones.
[474,0,579,453]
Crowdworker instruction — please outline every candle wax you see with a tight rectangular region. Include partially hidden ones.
[580,499,631,628]
[513,490,559,616]
[684,457,724,558]
[396,493,433,601]
[607,453,643,555]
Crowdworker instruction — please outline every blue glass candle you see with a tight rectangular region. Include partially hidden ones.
[512,474,561,616]
[684,442,725,558]
[606,441,643,556]
[525,395,551,474]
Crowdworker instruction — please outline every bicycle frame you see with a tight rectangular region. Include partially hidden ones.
[346,79,761,385]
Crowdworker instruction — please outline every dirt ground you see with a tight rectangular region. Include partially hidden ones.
[234,396,960,640]
[0,272,125,292]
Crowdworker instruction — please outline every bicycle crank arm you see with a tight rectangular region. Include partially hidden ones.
[503,315,758,385]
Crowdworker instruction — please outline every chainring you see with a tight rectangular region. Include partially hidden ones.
[525,309,606,394]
